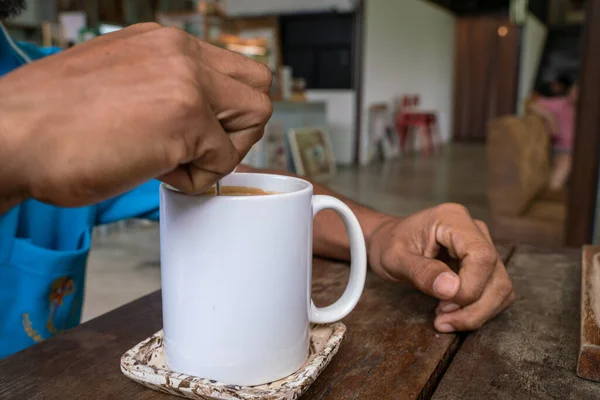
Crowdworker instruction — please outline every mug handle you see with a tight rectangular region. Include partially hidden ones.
[309,195,367,324]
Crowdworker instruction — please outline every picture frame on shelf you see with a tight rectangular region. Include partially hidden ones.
[287,127,337,182]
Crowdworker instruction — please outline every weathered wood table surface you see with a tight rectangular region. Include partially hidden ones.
[0,246,598,399]
[433,245,600,400]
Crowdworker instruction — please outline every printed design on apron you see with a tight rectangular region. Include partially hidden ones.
[22,276,79,343]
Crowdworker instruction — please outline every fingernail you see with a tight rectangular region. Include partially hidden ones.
[433,272,459,299]
[437,323,455,333]
[441,302,461,313]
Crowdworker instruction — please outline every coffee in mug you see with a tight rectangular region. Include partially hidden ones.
[201,185,275,196]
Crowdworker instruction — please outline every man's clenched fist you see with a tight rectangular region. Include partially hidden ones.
[0,23,272,212]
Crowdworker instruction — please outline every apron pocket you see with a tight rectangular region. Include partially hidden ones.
[9,230,91,276]
[0,230,91,358]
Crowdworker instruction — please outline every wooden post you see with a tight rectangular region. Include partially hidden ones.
[565,0,600,247]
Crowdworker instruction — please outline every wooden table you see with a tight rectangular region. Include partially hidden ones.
[433,245,600,399]
[0,246,599,399]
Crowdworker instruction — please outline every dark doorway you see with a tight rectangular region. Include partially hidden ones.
[452,15,520,141]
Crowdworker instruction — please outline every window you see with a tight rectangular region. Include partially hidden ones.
[280,12,355,90]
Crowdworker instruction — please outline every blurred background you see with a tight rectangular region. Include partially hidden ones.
[5,0,596,319]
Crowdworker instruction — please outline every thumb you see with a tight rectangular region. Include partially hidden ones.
[403,254,461,301]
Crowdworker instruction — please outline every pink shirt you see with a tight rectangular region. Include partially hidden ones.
[536,97,575,151]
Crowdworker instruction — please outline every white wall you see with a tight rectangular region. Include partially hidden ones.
[360,0,455,164]
[306,90,356,165]
[517,13,548,115]
[224,0,355,16]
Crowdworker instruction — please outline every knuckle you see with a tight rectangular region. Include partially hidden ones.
[380,248,395,269]
[255,62,273,88]
[470,243,499,267]
[460,291,483,306]
[153,27,190,55]
[171,79,201,112]
[497,278,514,297]
[474,219,488,230]
[407,258,436,288]
[463,314,485,331]
[474,219,492,239]
[381,246,402,270]
[135,21,161,31]
[242,92,273,141]
[376,246,408,284]
[255,92,274,123]
[169,54,197,80]
[437,202,470,216]
[407,262,421,284]
[159,26,188,43]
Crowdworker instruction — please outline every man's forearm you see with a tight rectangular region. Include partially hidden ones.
[0,106,31,214]
[236,164,396,261]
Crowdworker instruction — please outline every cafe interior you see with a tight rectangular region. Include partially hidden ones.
[0,0,586,318]
[3,0,593,322]
[5,0,600,397]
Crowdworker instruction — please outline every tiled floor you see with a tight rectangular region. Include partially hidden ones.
[82,144,489,321]
[328,144,489,221]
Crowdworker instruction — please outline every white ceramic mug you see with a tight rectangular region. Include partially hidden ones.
[159,173,367,386]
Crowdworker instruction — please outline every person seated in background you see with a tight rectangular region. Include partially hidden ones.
[524,74,573,110]
[527,80,578,190]
[0,1,514,360]
[547,74,573,97]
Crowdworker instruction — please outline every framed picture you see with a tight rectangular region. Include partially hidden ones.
[287,127,337,182]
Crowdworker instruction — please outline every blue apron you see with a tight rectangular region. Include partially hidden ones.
[0,24,161,358]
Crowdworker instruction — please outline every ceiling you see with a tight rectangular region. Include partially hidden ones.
[427,0,510,15]
[428,0,586,25]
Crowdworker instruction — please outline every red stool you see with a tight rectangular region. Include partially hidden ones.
[395,95,439,156]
